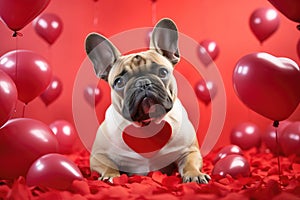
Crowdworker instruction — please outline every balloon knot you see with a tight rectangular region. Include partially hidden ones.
[297,24,300,31]
[273,120,279,128]
[12,31,23,37]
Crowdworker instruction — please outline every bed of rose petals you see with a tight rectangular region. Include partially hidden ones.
[1,147,300,200]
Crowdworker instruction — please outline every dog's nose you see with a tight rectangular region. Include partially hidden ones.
[135,78,151,89]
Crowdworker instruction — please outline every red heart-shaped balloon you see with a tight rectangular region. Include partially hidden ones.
[40,76,62,106]
[249,8,279,44]
[198,39,220,65]
[0,0,51,32]
[34,13,63,45]
[84,84,101,107]
[195,79,217,105]
[233,52,300,121]
[268,0,300,23]
[122,121,172,158]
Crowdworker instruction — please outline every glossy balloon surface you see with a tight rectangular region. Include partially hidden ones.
[213,145,243,164]
[0,118,58,179]
[268,0,300,23]
[233,53,300,121]
[0,50,52,104]
[249,8,279,43]
[0,0,50,31]
[26,153,83,190]
[263,121,290,154]
[40,76,62,106]
[281,122,300,156]
[195,79,217,105]
[84,84,101,107]
[49,120,77,154]
[212,155,250,178]
[230,122,261,150]
[0,70,17,127]
[34,13,63,45]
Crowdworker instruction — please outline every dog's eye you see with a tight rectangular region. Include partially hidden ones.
[158,68,168,79]
[113,77,126,89]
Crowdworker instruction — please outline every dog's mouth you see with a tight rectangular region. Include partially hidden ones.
[122,85,173,126]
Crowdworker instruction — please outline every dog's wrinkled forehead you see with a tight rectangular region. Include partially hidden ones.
[107,50,173,84]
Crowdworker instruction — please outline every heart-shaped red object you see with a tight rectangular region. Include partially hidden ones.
[268,0,300,23]
[0,0,51,32]
[233,52,300,121]
[34,13,63,45]
[84,84,101,107]
[40,76,63,106]
[122,121,172,158]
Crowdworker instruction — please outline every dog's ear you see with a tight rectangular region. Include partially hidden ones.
[85,33,121,81]
[150,18,180,65]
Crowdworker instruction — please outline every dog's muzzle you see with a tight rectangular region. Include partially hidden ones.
[122,76,173,126]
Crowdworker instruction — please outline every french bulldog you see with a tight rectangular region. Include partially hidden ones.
[85,18,211,184]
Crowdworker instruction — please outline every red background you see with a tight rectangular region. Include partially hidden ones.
[0,0,299,152]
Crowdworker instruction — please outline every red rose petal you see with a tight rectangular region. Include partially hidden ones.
[151,171,167,184]
[0,185,10,199]
[6,177,32,200]
[162,175,181,190]
[113,174,129,185]
[1,148,300,199]
[69,179,90,195]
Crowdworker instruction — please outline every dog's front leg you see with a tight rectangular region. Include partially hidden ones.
[177,143,211,184]
[90,153,120,182]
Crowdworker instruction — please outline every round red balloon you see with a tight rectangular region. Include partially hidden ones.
[0,70,17,127]
[213,145,243,164]
[249,8,279,43]
[195,79,217,105]
[0,50,52,104]
[268,0,300,23]
[40,76,62,106]
[0,0,50,32]
[212,155,250,178]
[230,122,261,150]
[233,52,300,122]
[263,121,291,155]
[34,13,63,45]
[198,39,219,66]
[281,122,300,157]
[26,153,83,190]
[49,120,77,154]
[84,84,101,107]
[0,118,58,179]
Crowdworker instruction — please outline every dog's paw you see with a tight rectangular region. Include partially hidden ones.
[98,173,120,183]
[182,172,211,184]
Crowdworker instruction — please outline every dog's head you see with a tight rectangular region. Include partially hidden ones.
[85,18,180,126]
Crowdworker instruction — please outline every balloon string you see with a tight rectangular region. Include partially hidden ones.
[151,0,157,25]
[22,103,26,118]
[273,120,282,188]
[15,36,19,88]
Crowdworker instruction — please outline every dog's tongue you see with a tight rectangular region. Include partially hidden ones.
[141,97,155,114]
